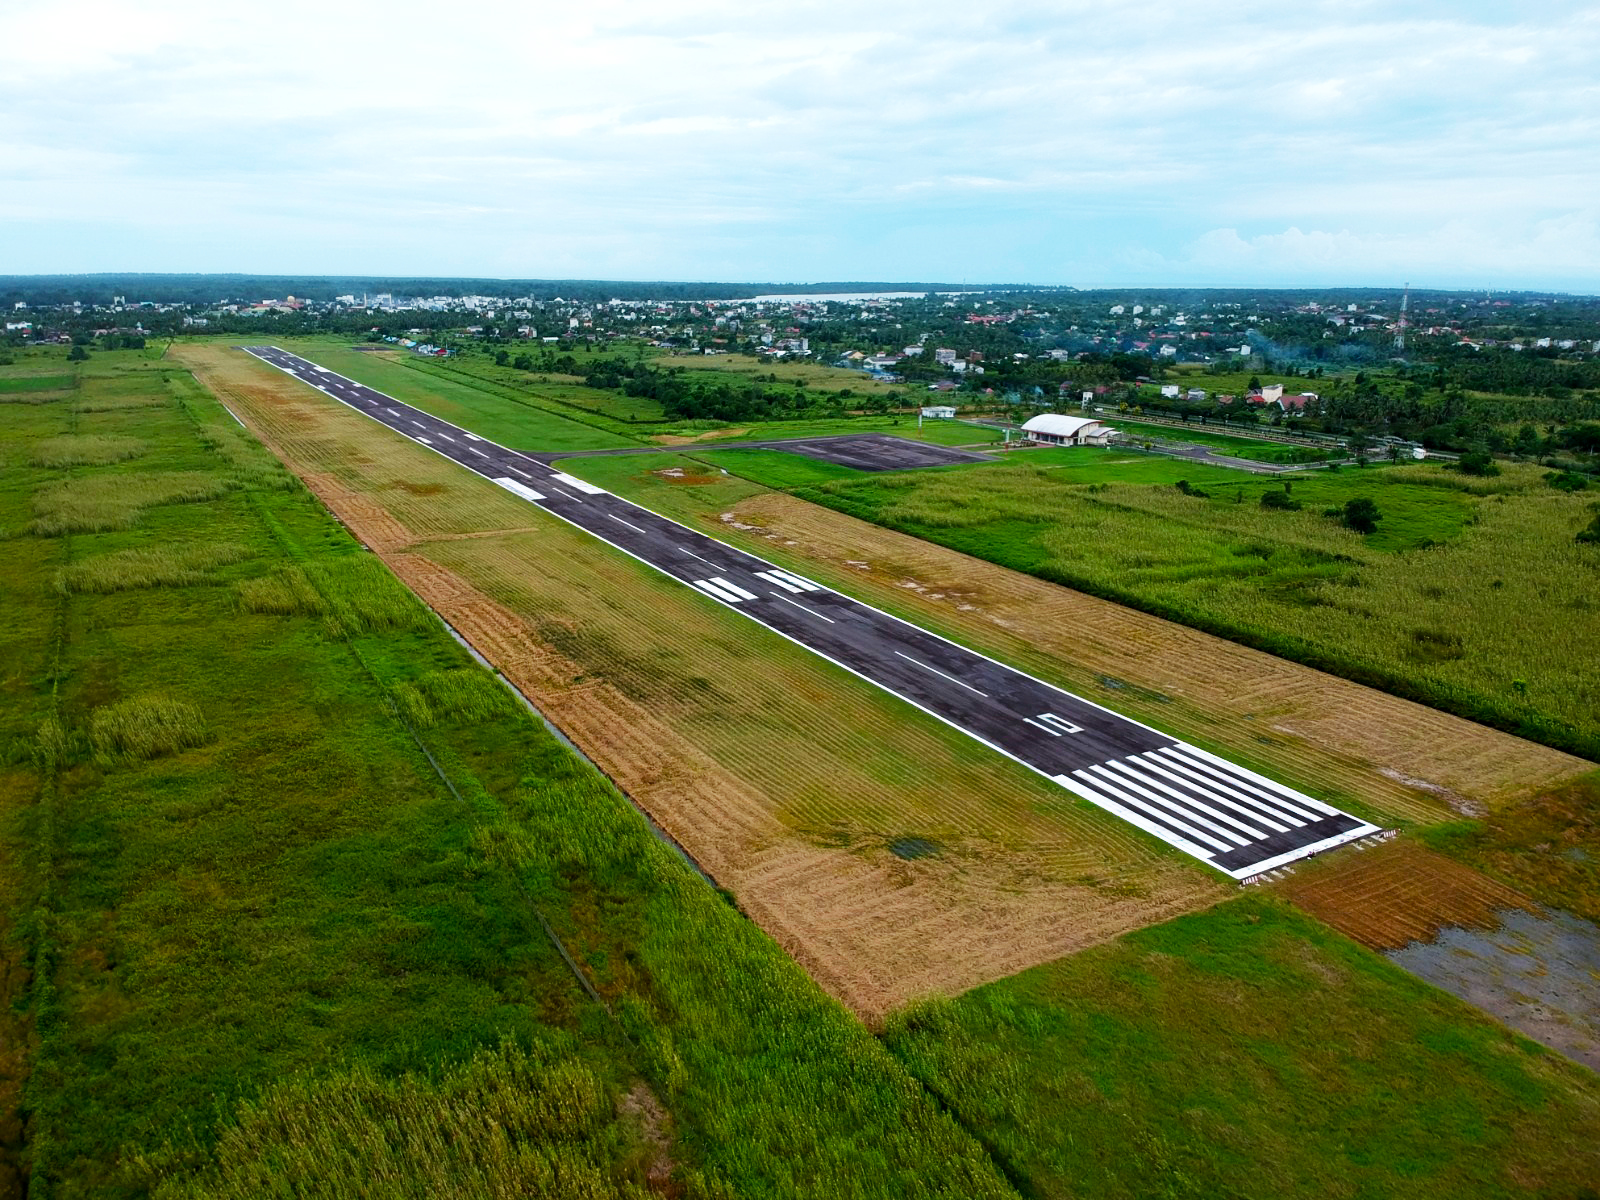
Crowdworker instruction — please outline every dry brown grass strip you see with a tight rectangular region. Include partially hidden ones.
[1279,840,1536,951]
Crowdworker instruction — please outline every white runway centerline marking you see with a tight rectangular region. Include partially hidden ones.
[608,513,648,535]
[770,592,835,623]
[679,546,721,567]
[894,651,989,697]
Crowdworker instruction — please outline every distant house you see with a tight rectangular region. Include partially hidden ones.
[927,379,959,392]
[1275,392,1318,413]
[1021,414,1117,447]
[921,405,957,419]
[1160,384,1180,398]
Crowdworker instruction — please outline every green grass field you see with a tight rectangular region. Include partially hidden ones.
[883,895,1600,1199]
[773,450,1600,759]
[0,353,1016,1197]
[1105,419,1335,464]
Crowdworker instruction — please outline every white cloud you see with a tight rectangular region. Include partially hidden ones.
[1,0,1598,285]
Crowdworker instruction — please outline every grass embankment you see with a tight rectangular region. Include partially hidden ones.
[762,450,1600,760]
[0,351,1015,1197]
[883,895,1600,1200]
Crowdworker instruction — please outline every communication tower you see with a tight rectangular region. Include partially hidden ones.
[1394,283,1410,352]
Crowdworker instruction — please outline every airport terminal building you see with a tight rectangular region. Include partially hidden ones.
[1020,414,1118,446]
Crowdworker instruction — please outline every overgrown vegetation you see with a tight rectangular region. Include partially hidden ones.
[55,542,249,593]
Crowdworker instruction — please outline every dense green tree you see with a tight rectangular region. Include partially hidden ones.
[1342,497,1382,534]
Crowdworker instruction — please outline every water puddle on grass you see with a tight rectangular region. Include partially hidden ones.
[1388,906,1600,1072]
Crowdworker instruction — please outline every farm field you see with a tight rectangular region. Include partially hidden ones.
[0,348,1021,1196]
[883,894,1600,1200]
[175,341,1231,1020]
[732,447,1600,760]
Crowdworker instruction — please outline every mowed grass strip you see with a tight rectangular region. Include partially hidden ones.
[270,338,642,452]
[883,895,1600,1200]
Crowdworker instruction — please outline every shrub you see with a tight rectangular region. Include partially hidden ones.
[1260,488,1301,511]
[1578,511,1600,545]
[1341,497,1382,534]
[1174,479,1209,499]
[1545,470,1590,493]
[1457,450,1500,477]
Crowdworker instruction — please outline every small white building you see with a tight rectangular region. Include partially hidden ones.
[921,405,957,419]
[1021,414,1117,447]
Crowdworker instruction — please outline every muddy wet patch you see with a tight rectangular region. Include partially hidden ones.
[1389,906,1600,1072]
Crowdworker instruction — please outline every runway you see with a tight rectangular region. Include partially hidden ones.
[241,346,1382,880]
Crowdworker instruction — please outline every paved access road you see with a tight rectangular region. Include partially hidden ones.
[242,346,1382,880]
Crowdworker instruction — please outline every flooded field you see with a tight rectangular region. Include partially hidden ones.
[1389,906,1600,1072]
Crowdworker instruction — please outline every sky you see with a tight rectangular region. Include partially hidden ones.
[3,0,1599,290]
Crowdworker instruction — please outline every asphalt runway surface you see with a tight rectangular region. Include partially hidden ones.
[744,433,993,471]
[242,346,1382,880]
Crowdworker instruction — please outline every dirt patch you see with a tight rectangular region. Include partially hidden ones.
[1280,840,1536,951]
[618,1081,674,1189]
